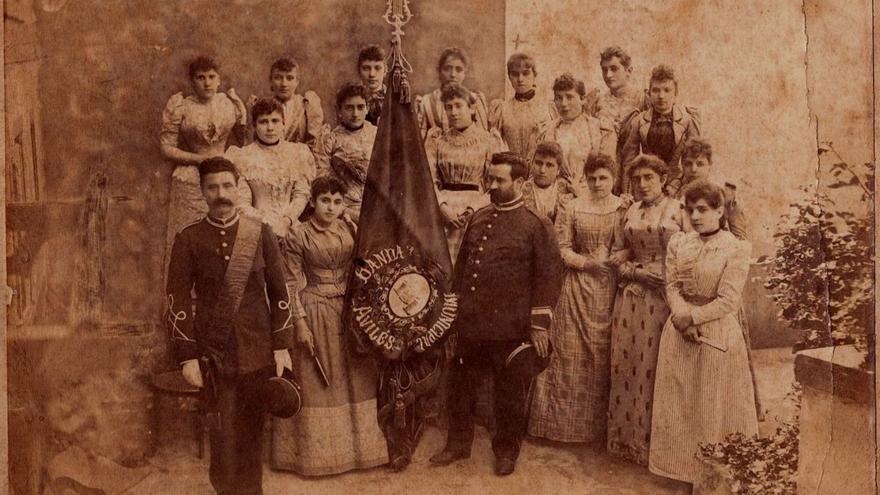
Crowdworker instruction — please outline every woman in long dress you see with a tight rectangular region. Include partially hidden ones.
[272,177,388,476]
[606,154,689,465]
[160,56,247,262]
[529,153,625,443]
[424,83,506,263]
[649,180,758,483]
[225,97,316,240]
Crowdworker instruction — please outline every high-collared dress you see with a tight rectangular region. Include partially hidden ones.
[530,113,617,192]
[225,140,316,241]
[424,124,506,263]
[649,230,758,482]
[488,90,557,157]
[366,85,386,126]
[529,194,625,442]
[272,218,388,476]
[671,177,761,417]
[416,87,490,140]
[160,91,245,268]
[607,195,689,465]
[585,86,647,132]
[314,122,378,222]
[272,91,325,150]
[521,178,572,223]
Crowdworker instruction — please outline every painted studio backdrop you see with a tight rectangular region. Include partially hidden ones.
[3,0,875,493]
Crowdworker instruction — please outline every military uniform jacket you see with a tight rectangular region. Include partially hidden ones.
[453,196,563,341]
[166,214,294,374]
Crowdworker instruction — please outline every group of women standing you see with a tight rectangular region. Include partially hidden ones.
[159,43,759,487]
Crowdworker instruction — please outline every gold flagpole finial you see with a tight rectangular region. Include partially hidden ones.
[383,0,413,40]
[384,0,414,102]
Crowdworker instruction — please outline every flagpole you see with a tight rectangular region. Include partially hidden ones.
[384,0,414,103]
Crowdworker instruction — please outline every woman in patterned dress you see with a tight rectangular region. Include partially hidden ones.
[529,153,625,443]
[606,154,690,465]
[225,98,316,238]
[649,180,758,483]
[424,83,506,263]
[160,56,247,263]
[272,177,388,476]
[314,83,377,224]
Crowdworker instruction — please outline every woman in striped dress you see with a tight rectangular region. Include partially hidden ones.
[606,154,689,465]
[649,180,758,483]
[529,153,625,443]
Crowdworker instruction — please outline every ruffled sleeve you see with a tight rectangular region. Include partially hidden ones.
[613,202,636,280]
[583,87,601,117]
[488,97,504,132]
[223,146,259,219]
[691,238,751,325]
[423,127,443,192]
[313,127,336,178]
[284,145,316,226]
[488,127,507,154]
[281,226,309,321]
[664,231,692,317]
[472,91,490,131]
[160,92,185,148]
[597,114,618,160]
[555,201,590,269]
[302,90,325,149]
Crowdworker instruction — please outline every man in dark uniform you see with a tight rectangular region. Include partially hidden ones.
[166,157,294,494]
[430,151,563,476]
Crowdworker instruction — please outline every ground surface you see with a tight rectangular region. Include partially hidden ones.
[127,348,795,495]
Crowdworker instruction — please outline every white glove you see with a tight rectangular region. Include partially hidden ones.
[181,359,204,388]
[274,349,293,377]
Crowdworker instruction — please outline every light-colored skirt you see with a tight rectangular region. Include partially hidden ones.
[271,293,388,476]
[648,314,759,483]
[529,269,615,442]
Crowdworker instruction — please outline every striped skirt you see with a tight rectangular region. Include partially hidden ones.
[648,314,759,482]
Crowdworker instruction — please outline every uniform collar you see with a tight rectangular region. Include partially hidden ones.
[206,212,240,228]
[493,194,524,211]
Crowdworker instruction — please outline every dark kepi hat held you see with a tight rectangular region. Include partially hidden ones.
[505,341,552,378]
[262,369,302,419]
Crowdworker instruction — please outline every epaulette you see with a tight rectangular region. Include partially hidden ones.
[469,204,495,222]
[178,217,204,234]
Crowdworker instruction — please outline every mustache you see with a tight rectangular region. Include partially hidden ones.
[211,198,234,207]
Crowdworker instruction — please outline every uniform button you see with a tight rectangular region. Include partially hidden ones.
[487,224,493,229]
[475,260,481,265]
[224,255,230,260]
[472,273,478,278]
[470,286,476,292]
[220,230,226,236]
[478,246,483,251]
[482,235,487,240]
[221,242,228,247]
[492,213,498,218]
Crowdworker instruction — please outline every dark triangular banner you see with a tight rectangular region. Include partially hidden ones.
[344,73,457,361]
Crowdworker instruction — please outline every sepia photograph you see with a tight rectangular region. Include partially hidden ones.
[2,0,876,493]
